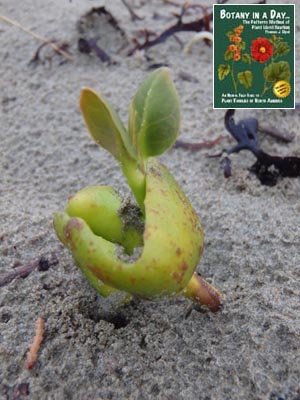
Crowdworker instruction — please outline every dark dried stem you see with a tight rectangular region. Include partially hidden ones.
[259,124,293,143]
[121,0,144,21]
[174,135,229,151]
[128,7,213,55]
[30,40,71,66]
[163,0,181,5]
[78,38,111,63]
[0,253,59,287]
[224,109,300,185]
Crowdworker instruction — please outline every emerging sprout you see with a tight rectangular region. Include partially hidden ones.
[53,68,221,312]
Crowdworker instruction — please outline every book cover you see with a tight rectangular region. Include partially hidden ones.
[213,4,295,109]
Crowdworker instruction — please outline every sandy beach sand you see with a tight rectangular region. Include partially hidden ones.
[1,0,300,399]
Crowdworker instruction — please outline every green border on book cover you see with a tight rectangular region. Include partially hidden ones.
[213,4,295,109]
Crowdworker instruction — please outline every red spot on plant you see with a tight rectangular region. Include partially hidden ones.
[176,248,182,256]
[181,262,188,271]
[172,265,187,284]
[251,37,273,63]
[66,218,84,232]
[149,208,159,215]
[130,277,137,285]
[64,218,84,251]
[172,271,181,284]
[143,227,151,240]
[198,245,203,257]
[89,265,112,284]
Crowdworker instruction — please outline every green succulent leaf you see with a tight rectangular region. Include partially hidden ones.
[237,70,252,89]
[128,68,180,159]
[80,88,136,162]
[263,61,291,83]
[218,64,231,80]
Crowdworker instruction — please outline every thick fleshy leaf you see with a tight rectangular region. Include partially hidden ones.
[53,158,204,299]
[128,68,180,158]
[80,88,136,162]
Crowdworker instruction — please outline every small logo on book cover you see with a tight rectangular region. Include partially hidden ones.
[273,80,291,98]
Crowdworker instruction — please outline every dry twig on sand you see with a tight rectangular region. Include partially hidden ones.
[121,0,144,21]
[26,317,45,370]
[175,135,229,151]
[0,253,58,287]
[0,15,73,61]
[128,4,212,55]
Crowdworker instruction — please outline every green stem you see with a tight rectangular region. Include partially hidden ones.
[230,60,237,93]
[261,83,271,97]
[121,157,146,214]
[261,59,273,97]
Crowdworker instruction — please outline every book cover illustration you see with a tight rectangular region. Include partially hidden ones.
[213,4,295,109]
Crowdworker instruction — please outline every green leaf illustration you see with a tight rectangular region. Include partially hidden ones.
[224,50,233,61]
[218,64,231,80]
[274,41,290,58]
[270,35,281,44]
[226,31,234,38]
[237,71,252,89]
[263,61,291,83]
[241,53,251,64]
[239,41,246,50]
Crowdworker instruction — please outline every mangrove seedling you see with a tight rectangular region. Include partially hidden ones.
[53,68,221,312]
